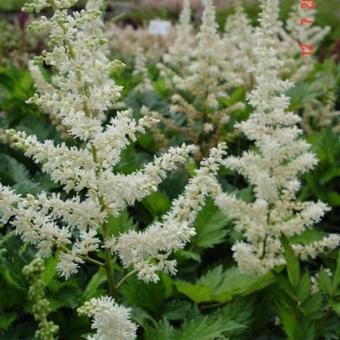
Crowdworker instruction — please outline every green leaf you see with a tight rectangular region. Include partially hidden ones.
[175,316,245,340]
[175,282,212,304]
[282,238,300,289]
[176,250,201,263]
[276,303,298,340]
[145,314,245,340]
[297,272,311,303]
[300,293,323,316]
[198,266,224,288]
[0,312,17,331]
[176,266,274,304]
[332,251,340,291]
[290,229,325,245]
[120,274,173,314]
[144,319,175,340]
[329,300,340,315]
[213,267,274,303]
[41,254,59,286]
[192,199,229,249]
[276,274,296,301]
[162,300,193,321]
[107,210,136,237]
[217,298,254,335]
[318,268,333,295]
[81,268,106,302]
[143,191,171,217]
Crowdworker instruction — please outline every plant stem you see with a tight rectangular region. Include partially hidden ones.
[115,269,138,290]
[58,245,104,266]
[85,256,105,267]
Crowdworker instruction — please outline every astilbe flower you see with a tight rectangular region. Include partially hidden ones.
[133,46,153,92]
[106,143,227,282]
[223,1,337,132]
[144,0,333,148]
[161,0,195,73]
[174,0,240,104]
[0,0,224,285]
[105,23,175,62]
[78,296,137,340]
[223,0,330,84]
[0,1,229,338]
[211,0,340,275]
[223,0,255,87]
[144,0,244,160]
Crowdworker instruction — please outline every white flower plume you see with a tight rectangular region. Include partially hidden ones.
[0,0,214,284]
[78,296,137,340]
[212,0,338,275]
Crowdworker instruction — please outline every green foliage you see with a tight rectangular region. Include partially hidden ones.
[192,199,230,249]
[300,129,340,229]
[0,0,26,11]
[282,237,300,289]
[176,265,274,304]
[0,2,339,339]
[144,299,253,340]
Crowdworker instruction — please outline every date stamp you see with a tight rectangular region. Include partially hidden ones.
[300,0,316,57]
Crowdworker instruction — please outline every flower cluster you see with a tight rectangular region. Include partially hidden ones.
[140,0,333,151]
[78,296,137,340]
[142,0,244,160]
[107,143,226,282]
[211,0,339,275]
[106,23,175,61]
[0,0,220,284]
[223,1,255,87]
[0,0,232,338]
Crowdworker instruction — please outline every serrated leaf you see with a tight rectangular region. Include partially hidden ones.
[145,313,245,340]
[193,199,229,248]
[176,316,244,340]
[144,319,174,340]
[198,266,225,289]
[176,266,274,304]
[107,210,136,237]
[216,298,254,336]
[162,300,193,321]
